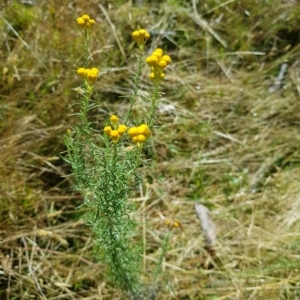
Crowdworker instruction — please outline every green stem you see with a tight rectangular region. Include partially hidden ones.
[113,142,118,169]
[124,49,144,124]
[84,30,91,68]
[134,147,142,172]
[147,85,159,128]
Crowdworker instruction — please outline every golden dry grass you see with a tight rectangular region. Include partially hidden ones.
[1,0,300,299]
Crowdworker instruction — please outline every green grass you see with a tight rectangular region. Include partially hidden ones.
[1,0,300,299]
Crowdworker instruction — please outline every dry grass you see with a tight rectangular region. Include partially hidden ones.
[1,0,300,299]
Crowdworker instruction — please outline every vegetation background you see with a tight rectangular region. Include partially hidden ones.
[1,0,300,299]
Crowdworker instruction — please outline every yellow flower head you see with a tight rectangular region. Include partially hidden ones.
[77,67,99,82]
[132,29,150,50]
[104,119,127,144]
[149,73,155,80]
[165,220,171,226]
[136,134,146,143]
[146,48,171,86]
[77,14,96,31]
[110,115,119,124]
[146,55,158,67]
[118,124,127,136]
[158,60,167,69]
[162,55,171,64]
[86,68,99,82]
[128,127,138,138]
[77,17,85,27]
[104,126,112,136]
[173,221,180,228]
[88,19,96,26]
[110,130,119,143]
[152,50,162,60]
[165,219,181,229]
[77,67,86,78]
[137,124,151,137]
[138,29,146,38]
[132,31,140,40]
[82,14,90,22]
[128,124,151,147]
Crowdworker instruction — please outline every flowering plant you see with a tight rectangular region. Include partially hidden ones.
[64,14,171,297]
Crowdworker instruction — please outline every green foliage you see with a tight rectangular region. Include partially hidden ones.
[65,124,143,293]
[5,2,36,31]
[63,19,171,296]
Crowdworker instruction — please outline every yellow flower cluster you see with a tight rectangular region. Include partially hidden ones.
[146,48,171,86]
[77,67,99,82]
[132,29,150,49]
[77,14,96,30]
[104,115,127,144]
[165,219,181,229]
[104,118,151,146]
[128,124,151,146]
